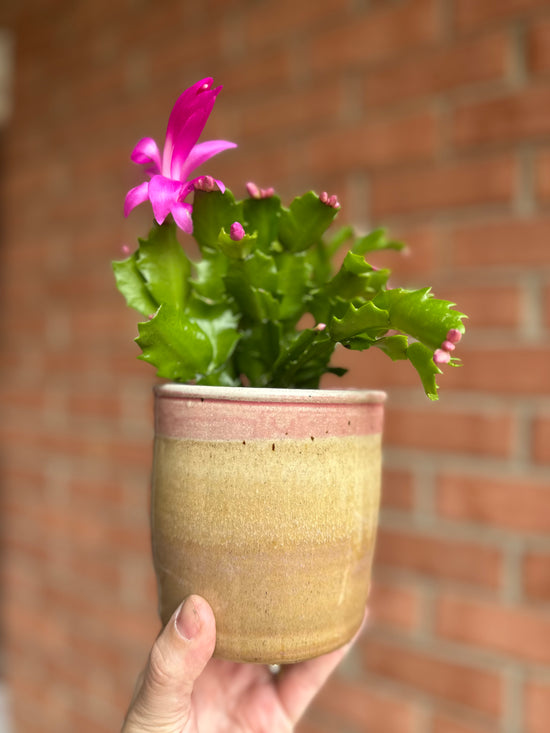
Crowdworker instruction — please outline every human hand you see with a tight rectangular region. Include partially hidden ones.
[122,594,364,732]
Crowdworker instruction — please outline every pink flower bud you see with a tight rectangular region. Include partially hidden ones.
[433,349,451,365]
[320,191,341,209]
[121,244,131,256]
[246,182,275,199]
[195,175,216,192]
[246,181,261,199]
[315,322,327,331]
[446,328,462,344]
[230,222,245,241]
[441,340,456,352]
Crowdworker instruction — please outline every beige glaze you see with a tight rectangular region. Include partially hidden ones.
[151,385,384,664]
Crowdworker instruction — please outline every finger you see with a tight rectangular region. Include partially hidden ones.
[122,595,216,733]
[277,610,369,725]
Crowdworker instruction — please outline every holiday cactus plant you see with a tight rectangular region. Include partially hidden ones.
[114,78,466,400]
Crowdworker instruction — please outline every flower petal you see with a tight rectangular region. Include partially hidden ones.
[163,78,220,173]
[169,104,217,179]
[179,139,237,181]
[130,137,161,174]
[171,201,194,233]
[124,181,150,217]
[148,175,184,225]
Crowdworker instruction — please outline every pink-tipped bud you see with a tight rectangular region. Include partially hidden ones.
[315,322,327,331]
[441,340,456,352]
[195,175,216,192]
[320,191,340,209]
[247,181,261,199]
[230,222,245,241]
[121,244,131,256]
[446,328,462,344]
[433,349,451,365]
[246,182,275,199]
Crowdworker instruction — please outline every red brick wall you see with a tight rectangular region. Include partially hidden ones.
[1,1,549,732]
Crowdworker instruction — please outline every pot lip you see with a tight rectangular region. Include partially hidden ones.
[154,383,387,404]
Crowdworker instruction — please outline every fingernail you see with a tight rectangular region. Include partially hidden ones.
[175,597,201,640]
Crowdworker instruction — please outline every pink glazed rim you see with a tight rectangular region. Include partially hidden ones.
[154,384,386,440]
[154,383,387,404]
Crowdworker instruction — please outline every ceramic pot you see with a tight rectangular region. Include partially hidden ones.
[151,384,385,664]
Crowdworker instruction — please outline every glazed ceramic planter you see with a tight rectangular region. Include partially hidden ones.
[151,384,385,664]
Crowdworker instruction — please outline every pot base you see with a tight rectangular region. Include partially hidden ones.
[153,433,381,664]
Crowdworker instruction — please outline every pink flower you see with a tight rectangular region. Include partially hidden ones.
[124,78,236,233]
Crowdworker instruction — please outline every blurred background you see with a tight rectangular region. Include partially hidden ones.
[1,1,549,731]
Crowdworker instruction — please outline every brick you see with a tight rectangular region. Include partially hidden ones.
[432,713,496,733]
[454,0,550,32]
[364,32,509,108]
[321,340,419,392]
[310,0,439,74]
[216,143,299,197]
[307,109,438,175]
[440,284,522,329]
[450,217,550,268]
[1,384,47,411]
[535,148,550,202]
[362,638,502,716]
[437,473,550,533]
[369,579,422,631]
[221,47,292,98]
[436,594,550,664]
[441,346,550,395]
[371,155,517,218]
[453,87,550,148]
[523,551,550,601]
[67,389,122,420]
[532,415,550,464]
[312,675,419,733]
[366,225,442,280]
[527,17,550,74]
[380,467,415,511]
[240,80,342,142]
[384,405,515,456]
[375,528,502,588]
[525,680,550,733]
[244,0,350,49]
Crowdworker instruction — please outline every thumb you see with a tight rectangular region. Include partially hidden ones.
[122,595,216,733]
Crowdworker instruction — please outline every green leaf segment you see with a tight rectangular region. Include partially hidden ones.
[113,189,466,399]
